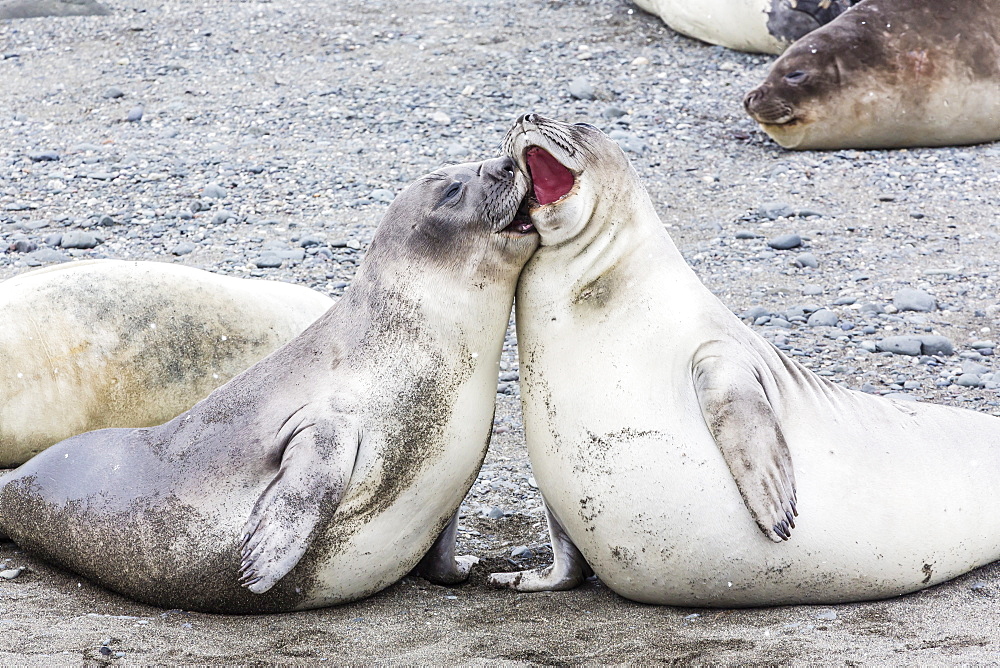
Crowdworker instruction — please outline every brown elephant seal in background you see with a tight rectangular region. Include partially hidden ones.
[0,260,333,467]
[0,157,538,613]
[744,0,1000,149]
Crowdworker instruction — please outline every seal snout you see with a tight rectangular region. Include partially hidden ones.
[743,85,796,125]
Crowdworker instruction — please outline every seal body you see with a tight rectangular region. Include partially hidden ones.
[0,260,334,467]
[744,0,1000,149]
[0,158,538,613]
[492,115,1000,606]
[633,0,854,55]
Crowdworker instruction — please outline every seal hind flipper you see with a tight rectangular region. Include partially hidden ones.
[411,510,479,585]
[692,340,797,543]
[239,417,360,594]
[488,500,592,591]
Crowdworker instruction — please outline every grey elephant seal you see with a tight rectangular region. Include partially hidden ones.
[0,260,333,468]
[0,0,109,19]
[490,114,1000,606]
[633,0,854,55]
[744,0,1000,149]
[0,157,538,613]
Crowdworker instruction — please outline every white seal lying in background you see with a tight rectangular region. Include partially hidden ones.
[632,0,854,55]
[490,114,1000,606]
[0,259,333,467]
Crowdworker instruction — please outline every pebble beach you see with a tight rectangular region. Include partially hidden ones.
[2,0,1000,663]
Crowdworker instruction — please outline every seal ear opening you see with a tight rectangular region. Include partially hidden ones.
[525,147,574,205]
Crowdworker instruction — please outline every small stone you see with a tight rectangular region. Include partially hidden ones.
[485,507,505,520]
[429,110,451,125]
[212,210,237,224]
[299,235,323,248]
[735,231,759,240]
[446,143,470,157]
[10,239,37,253]
[795,253,819,268]
[816,609,837,621]
[99,647,112,657]
[602,106,627,119]
[103,87,125,99]
[833,296,857,306]
[759,201,793,220]
[631,56,649,66]
[743,305,770,320]
[126,106,144,122]
[859,341,877,353]
[28,150,59,162]
[0,568,23,580]
[568,77,596,100]
[510,545,532,558]
[971,581,988,592]
[767,234,802,250]
[171,242,196,256]
[955,374,984,388]
[801,284,823,296]
[962,360,990,376]
[25,248,68,265]
[254,253,283,269]
[893,288,936,312]
[202,183,227,198]
[807,309,838,327]
[971,341,996,350]
[918,335,955,357]
[97,214,115,226]
[876,336,923,357]
[60,231,100,249]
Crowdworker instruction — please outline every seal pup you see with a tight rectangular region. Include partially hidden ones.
[0,260,334,467]
[490,114,1000,606]
[0,157,538,613]
[744,0,1000,149]
[632,0,854,55]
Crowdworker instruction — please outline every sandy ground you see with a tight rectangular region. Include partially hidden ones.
[4,0,1000,664]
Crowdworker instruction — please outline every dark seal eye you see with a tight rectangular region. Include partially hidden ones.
[783,70,808,85]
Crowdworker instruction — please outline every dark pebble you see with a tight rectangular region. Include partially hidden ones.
[767,234,802,250]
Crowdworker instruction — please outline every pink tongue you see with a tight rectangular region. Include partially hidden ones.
[526,147,574,205]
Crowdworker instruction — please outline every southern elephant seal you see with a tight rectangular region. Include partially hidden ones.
[743,0,1000,149]
[489,114,1000,606]
[0,157,538,613]
[0,0,109,20]
[0,260,333,468]
[632,0,855,55]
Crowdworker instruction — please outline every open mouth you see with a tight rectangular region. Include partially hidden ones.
[501,196,536,235]
[525,146,575,206]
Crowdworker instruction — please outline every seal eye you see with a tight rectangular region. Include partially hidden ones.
[783,70,808,85]
[444,182,462,200]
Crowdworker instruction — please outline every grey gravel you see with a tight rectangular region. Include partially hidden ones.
[568,76,596,100]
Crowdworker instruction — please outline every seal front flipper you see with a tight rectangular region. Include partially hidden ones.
[240,414,360,594]
[411,510,480,585]
[488,500,592,591]
[692,340,797,543]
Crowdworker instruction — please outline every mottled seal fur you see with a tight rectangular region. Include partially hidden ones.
[0,260,333,467]
[633,0,855,55]
[744,0,1000,149]
[0,157,538,613]
[489,114,1000,606]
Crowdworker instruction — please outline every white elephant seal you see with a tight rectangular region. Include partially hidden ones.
[489,114,1000,607]
[0,260,334,468]
[632,0,854,55]
[744,0,1000,149]
[0,0,109,20]
[0,158,538,613]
